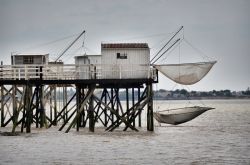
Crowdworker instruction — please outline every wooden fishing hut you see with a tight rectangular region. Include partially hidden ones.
[0,43,158,133]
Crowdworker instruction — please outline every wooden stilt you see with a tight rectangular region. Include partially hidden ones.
[11,85,17,132]
[35,86,39,128]
[49,86,53,124]
[65,86,95,133]
[104,88,108,127]
[76,85,80,131]
[147,83,154,131]
[126,88,129,123]
[1,85,4,127]
[63,86,68,122]
[25,83,32,133]
[111,88,114,124]
[53,86,57,126]
[39,85,45,128]
[89,94,94,132]
[138,87,142,127]
[132,88,135,127]
[48,93,76,128]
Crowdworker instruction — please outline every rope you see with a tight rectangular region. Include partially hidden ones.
[17,33,79,53]
[158,38,184,64]
[103,31,175,43]
[183,38,215,62]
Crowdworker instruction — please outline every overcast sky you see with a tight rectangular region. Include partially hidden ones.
[0,0,249,91]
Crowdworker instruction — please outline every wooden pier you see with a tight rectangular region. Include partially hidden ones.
[0,64,158,133]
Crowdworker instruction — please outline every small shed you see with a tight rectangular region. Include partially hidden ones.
[101,43,150,79]
[75,55,101,79]
[11,53,49,65]
[10,54,49,79]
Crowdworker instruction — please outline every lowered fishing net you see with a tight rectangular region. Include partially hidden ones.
[154,61,216,85]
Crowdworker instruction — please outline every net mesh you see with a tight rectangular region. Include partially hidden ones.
[154,61,216,85]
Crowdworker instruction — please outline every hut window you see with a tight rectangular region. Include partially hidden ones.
[117,53,127,59]
[23,56,34,64]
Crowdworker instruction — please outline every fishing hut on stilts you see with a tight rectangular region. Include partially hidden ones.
[0,31,158,133]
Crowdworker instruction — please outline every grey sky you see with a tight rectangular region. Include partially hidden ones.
[0,0,249,91]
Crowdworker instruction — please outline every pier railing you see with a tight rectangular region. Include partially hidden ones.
[0,64,157,80]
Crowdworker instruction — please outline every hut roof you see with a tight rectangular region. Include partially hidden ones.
[101,43,149,49]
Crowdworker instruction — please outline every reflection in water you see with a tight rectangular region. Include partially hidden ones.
[0,99,250,165]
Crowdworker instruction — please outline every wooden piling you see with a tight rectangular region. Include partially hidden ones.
[53,86,57,126]
[39,85,45,128]
[11,85,17,132]
[89,93,95,132]
[104,88,108,127]
[49,86,53,124]
[1,85,4,127]
[126,88,129,122]
[25,83,32,133]
[76,85,80,131]
[63,86,68,123]
[132,88,135,127]
[138,87,142,127]
[147,83,154,131]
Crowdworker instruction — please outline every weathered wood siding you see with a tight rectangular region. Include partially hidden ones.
[11,54,49,65]
[101,47,150,79]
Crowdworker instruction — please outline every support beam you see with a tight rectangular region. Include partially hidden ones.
[93,95,139,132]
[65,85,95,133]
[88,94,94,132]
[147,83,154,131]
[1,85,4,127]
[11,85,17,132]
[53,86,57,126]
[12,86,25,132]
[39,85,46,128]
[107,89,148,131]
[138,87,142,127]
[48,92,76,128]
[25,83,32,133]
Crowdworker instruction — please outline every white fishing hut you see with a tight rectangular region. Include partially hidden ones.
[10,54,49,79]
[74,43,150,79]
[101,43,150,79]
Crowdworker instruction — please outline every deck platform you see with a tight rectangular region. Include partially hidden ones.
[0,64,157,133]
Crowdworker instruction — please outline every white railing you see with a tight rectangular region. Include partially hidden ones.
[0,64,157,80]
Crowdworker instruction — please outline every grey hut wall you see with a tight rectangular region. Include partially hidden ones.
[11,54,49,65]
[75,55,101,79]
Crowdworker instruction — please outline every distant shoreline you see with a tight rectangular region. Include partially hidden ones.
[153,96,250,100]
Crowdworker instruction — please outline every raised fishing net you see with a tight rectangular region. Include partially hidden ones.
[154,61,216,85]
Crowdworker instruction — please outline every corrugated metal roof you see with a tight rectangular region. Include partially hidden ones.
[102,43,149,49]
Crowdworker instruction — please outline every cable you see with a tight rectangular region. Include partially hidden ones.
[183,38,215,62]
[18,33,79,53]
[103,31,175,43]
[158,38,184,64]
[151,38,181,64]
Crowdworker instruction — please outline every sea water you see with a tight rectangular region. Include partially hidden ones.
[0,99,249,165]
